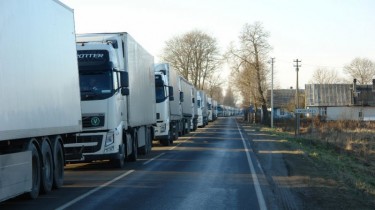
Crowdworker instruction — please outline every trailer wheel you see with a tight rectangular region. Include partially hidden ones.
[40,138,53,193]
[128,131,138,162]
[51,136,64,189]
[27,140,41,199]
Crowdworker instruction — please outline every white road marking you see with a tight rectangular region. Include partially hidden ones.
[236,121,267,210]
[143,153,165,165]
[55,170,135,210]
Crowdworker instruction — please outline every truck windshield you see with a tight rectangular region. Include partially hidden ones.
[79,71,113,101]
[155,86,166,103]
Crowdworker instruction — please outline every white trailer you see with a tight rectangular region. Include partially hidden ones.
[212,99,218,121]
[0,0,81,202]
[64,33,156,168]
[179,76,194,134]
[207,97,213,122]
[154,63,183,146]
[191,87,199,131]
[197,90,208,127]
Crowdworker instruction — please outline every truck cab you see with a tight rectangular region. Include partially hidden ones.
[64,33,155,168]
[154,64,180,146]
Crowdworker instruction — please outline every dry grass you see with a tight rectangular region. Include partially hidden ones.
[269,118,375,196]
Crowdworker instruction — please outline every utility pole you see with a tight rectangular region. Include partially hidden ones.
[294,59,301,136]
[271,58,275,128]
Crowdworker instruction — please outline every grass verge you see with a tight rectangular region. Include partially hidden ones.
[260,126,375,197]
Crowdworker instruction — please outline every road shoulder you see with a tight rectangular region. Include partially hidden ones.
[238,120,374,210]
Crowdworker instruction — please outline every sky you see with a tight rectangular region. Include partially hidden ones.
[60,0,375,90]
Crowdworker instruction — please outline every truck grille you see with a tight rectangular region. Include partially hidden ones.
[82,115,105,128]
[65,135,103,153]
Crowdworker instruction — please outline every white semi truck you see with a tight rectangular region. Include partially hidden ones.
[212,99,218,121]
[0,0,81,201]
[154,63,183,146]
[191,87,199,131]
[207,97,213,122]
[179,77,194,134]
[64,33,156,168]
[197,90,208,127]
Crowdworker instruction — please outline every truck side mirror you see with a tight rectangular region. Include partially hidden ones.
[192,98,195,103]
[168,86,174,101]
[121,87,129,96]
[180,91,184,102]
[120,71,129,87]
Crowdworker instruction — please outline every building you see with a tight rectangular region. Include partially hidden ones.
[266,89,304,119]
[305,79,375,121]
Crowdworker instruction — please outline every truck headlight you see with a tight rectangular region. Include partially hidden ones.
[105,132,114,146]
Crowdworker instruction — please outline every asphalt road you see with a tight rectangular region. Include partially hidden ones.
[0,117,272,210]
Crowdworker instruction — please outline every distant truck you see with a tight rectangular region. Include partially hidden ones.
[154,63,183,146]
[64,32,156,168]
[0,0,81,202]
[207,97,213,122]
[197,90,209,127]
[191,87,199,131]
[179,76,194,134]
[212,99,218,121]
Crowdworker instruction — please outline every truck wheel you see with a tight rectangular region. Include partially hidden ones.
[27,140,41,199]
[51,136,64,189]
[173,129,178,140]
[171,123,178,140]
[112,143,125,168]
[40,138,53,193]
[160,130,172,146]
[128,132,138,162]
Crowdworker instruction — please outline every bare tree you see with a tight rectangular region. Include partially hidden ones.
[223,87,236,106]
[226,22,271,124]
[161,30,221,90]
[309,68,343,84]
[206,73,224,103]
[344,58,375,84]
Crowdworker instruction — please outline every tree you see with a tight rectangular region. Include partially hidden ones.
[206,73,224,103]
[226,22,271,124]
[223,87,236,106]
[344,58,375,84]
[161,30,221,90]
[309,68,343,84]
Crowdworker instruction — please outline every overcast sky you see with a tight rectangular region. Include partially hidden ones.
[60,0,375,89]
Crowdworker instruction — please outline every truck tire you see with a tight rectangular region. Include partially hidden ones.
[40,138,53,193]
[171,123,178,140]
[160,130,172,146]
[27,140,41,199]
[112,143,125,168]
[128,131,138,162]
[51,136,64,189]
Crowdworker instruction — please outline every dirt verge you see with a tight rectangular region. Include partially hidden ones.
[239,120,375,210]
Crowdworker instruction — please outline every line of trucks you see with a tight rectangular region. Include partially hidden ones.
[0,0,239,203]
